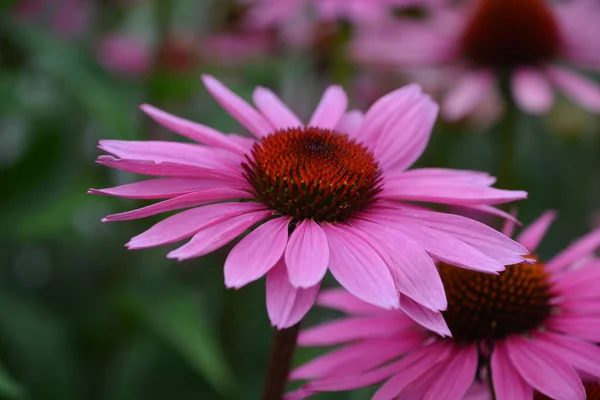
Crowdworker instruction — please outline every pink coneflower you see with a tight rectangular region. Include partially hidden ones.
[96,34,152,78]
[290,211,600,399]
[91,76,528,329]
[352,0,600,119]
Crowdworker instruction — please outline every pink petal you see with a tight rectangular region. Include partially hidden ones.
[506,335,586,400]
[491,341,533,400]
[223,216,290,288]
[546,228,600,272]
[139,104,254,154]
[552,260,600,300]
[167,210,272,261]
[201,74,274,137]
[374,94,439,172]
[530,331,600,378]
[284,219,329,288]
[252,87,303,129]
[316,288,391,315]
[399,295,451,337]
[335,110,364,137]
[423,345,478,400]
[101,188,252,222]
[88,178,233,199]
[321,223,399,309]
[308,86,348,129]
[442,70,495,121]
[546,66,600,112]
[297,315,411,346]
[464,205,521,224]
[387,168,496,186]
[547,314,600,342]
[516,211,557,253]
[266,260,320,329]
[512,68,554,114]
[126,202,266,249]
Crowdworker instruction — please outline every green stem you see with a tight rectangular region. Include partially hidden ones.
[261,323,301,400]
[496,72,519,190]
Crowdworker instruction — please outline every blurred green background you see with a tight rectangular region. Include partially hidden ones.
[1,1,600,399]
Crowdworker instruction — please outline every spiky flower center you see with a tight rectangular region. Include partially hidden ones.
[535,382,600,400]
[460,0,561,69]
[242,127,382,222]
[438,261,554,344]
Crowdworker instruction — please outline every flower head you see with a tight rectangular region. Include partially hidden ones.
[91,76,527,328]
[291,212,600,399]
[353,0,600,119]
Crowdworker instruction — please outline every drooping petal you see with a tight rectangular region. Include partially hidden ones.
[224,216,290,288]
[492,341,533,400]
[202,74,274,137]
[252,87,303,129]
[88,178,234,199]
[126,202,266,249]
[266,260,320,329]
[516,211,557,252]
[101,188,252,222]
[530,331,600,378]
[512,68,554,114]
[308,86,348,129]
[399,295,451,337]
[546,229,600,272]
[167,210,272,261]
[316,288,391,316]
[442,70,495,121]
[321,223,399,309]
[546,66,600,112]
[139,104,254,154]
[284,219,329,288]
[506,335,586,400]
[423,345,478,400]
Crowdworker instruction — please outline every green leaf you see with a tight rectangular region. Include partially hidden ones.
[123,288,237,398]
[0,361,24,399]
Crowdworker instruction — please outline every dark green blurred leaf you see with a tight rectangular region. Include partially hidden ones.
[0,361,24,399]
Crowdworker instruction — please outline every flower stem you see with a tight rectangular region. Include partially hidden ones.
[497,72,519,190]
[261,323,301,400]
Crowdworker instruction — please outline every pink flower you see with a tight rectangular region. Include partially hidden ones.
[90,76,528,328]
[96,34,152,78]
[352,0,600,119]
[291,211,600,399]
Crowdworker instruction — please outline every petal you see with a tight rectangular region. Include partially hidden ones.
[442,70,495,121]
[308,86,348,129]
[399,295,451,337]
[167,210,272,261]
[547,314,600,342]
[492,341,533,400]
[507,335,586,400]
[224,216,290,288]
[89,178,235,199]
[423,345,478,400]
[321,223,399,309]
[202,74,274,137]
[546,66,600,112]
[101,188,252,222]
[335,110,364,137]
[139,104,254,154]
[284,219,329,288]
[516,211,556,252]
[266,260,320,329]
[387,168,496,186]
[316,288,391,315]
[551,260,600,300]
[546,228,600,272]
[126,202,266,249]
[252,87,303,129]
[512,68,554,114]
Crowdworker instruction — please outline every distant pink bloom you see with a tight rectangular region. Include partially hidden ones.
[291,211,600,399]
[352,0,600,119]
[201,32,276,66]
[14,0,90,38]
[97,34,152,77]
[91,76,527,328]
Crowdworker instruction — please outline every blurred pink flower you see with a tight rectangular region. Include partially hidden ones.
[200,31,276,66]
[352,0,600,119]
[96,34,152,77]
[290,211,600,399]
[14,0,90,38]
[90,76,528,328]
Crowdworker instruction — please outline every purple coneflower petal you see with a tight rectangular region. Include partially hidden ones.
[88,178,232,199]
[423,345,478,400]
[266,260,320,329]
[316,288,391,316]
[387,168,496,186]
[548,314,600,342]
[552,260,600,299]
[507,335,586,400]
[399,295,451,337]
[308,86,348,129]
[512,68,554,114]
[202,74,274,137]
[442,70,495,121]
[335,110,363,137]
[284,219,329,288]
[126,202,265,249]
[139,104,254,154]
[546,66,600,112]
[469,204,520,223]
[546,228,600,272]
[530,331,600,378]
[252,87,303,128]
[491,340,533,400]
[167,210,272,261]
[224,216,290,288]
[516,210,557,252]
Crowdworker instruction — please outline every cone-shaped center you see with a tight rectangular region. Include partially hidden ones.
[460,0,561,69]
[535,382,600,400]
[242,127,382,222]
[438,261,554,344]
